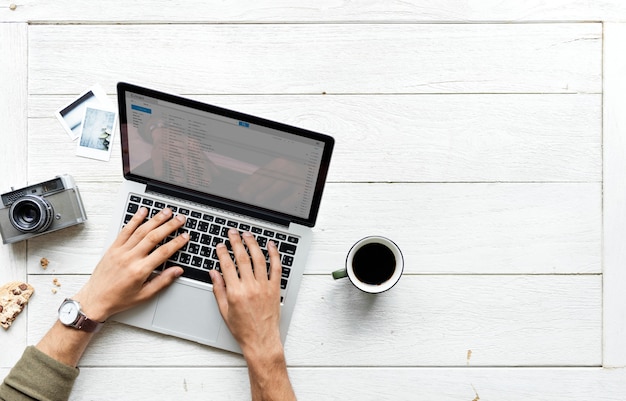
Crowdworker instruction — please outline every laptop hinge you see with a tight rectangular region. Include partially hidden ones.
[145,182,291,227]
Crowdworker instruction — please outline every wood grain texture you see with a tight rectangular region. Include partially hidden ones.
[68,367,626,401]
[28,94,601,183]
[0,22,28,368]
[2,365,625,400]
[602,23,626,368]
[27,24,601,95]
[25,275,601,367]
[3,1,626,23]
[23,182,600,276]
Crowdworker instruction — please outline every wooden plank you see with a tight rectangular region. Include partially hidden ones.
[0,22,28,368]
[26,274,601,367]
[24,182,600,276]
[3,1,626,23]
[27,24,601,95]
[603,23,626,368]
[3,366,625,400]
[314,182,601,275]
[60,367,626,400]
[29,94,601,183]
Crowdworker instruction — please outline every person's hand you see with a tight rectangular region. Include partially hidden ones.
[210,229,296,400]
[73,207,189,322]
[209,229,283,359]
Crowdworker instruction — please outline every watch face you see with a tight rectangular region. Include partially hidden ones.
[59,300,79,325]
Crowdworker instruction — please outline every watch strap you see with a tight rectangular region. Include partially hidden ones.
[73,313,104,333]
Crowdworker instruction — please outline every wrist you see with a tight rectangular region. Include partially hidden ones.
[242,340,286,369]
[71,292,110,323]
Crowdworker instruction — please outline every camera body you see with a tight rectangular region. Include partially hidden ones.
[0,175,87,244]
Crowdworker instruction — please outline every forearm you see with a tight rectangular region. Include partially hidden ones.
[36,320,96,368]
[245,346,296,401]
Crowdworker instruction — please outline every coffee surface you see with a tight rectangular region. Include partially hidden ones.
[352,242,396,285]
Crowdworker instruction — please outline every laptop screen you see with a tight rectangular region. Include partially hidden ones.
[117,83,334,226]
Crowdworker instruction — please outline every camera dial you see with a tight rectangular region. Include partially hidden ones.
[9,195,54,233]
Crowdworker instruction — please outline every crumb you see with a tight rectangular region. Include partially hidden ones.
[40,257,49,269]
[52,278,61,287]
[51,288,57,294]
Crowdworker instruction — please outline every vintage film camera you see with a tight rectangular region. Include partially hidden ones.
[0,175,87,244]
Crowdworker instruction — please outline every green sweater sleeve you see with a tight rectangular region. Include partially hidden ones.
[0,346,79,401]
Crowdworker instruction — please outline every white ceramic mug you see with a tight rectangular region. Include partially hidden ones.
[332,236,404,293]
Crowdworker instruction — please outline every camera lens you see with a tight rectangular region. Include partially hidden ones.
[9,195,54,233]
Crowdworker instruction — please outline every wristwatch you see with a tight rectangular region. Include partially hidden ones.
[58,298,104,333]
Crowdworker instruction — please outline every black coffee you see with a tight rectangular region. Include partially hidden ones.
[352,242,396,285]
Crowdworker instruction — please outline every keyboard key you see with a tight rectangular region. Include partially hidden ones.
[209,224,221,235]
[251,226,263,234]
[279,242,297,255]
[188,243,200,254]
[142,198,154,206]
[257,236,268,248]
[185,218,198,230]
[155,201,166,209]
[200,246,212,257]
[200,234,212,245]
[130,195,141,203]
[227,220,238,228]
[191,211,202,218]
[287,236,299,244]
[127,202,139,214]
[191,256,203,268]
[166,205,178,213]
[202,214,214,222]
[179,208,190,215]
[263,229,275,237]
[276,233,287,241]
[202,259,214,270]
[179,253,192,265]
[215,217,226,225]
[180,265,212,284]
[239,223,250,231]
[282,255,294,266]
[198,221,210,232]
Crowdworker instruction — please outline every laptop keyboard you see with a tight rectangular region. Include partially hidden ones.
[123,193,299,303]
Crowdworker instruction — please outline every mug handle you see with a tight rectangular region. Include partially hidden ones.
[332,268,348,280]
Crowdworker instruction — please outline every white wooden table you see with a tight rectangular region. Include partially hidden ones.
[2,2,626,399]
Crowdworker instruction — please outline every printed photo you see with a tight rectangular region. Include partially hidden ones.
[55,84,111,140]
[76,107,117,161]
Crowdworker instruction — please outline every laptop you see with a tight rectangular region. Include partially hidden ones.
[104,82,334,353]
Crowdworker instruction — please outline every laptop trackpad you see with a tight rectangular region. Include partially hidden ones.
[152,282,221,343]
